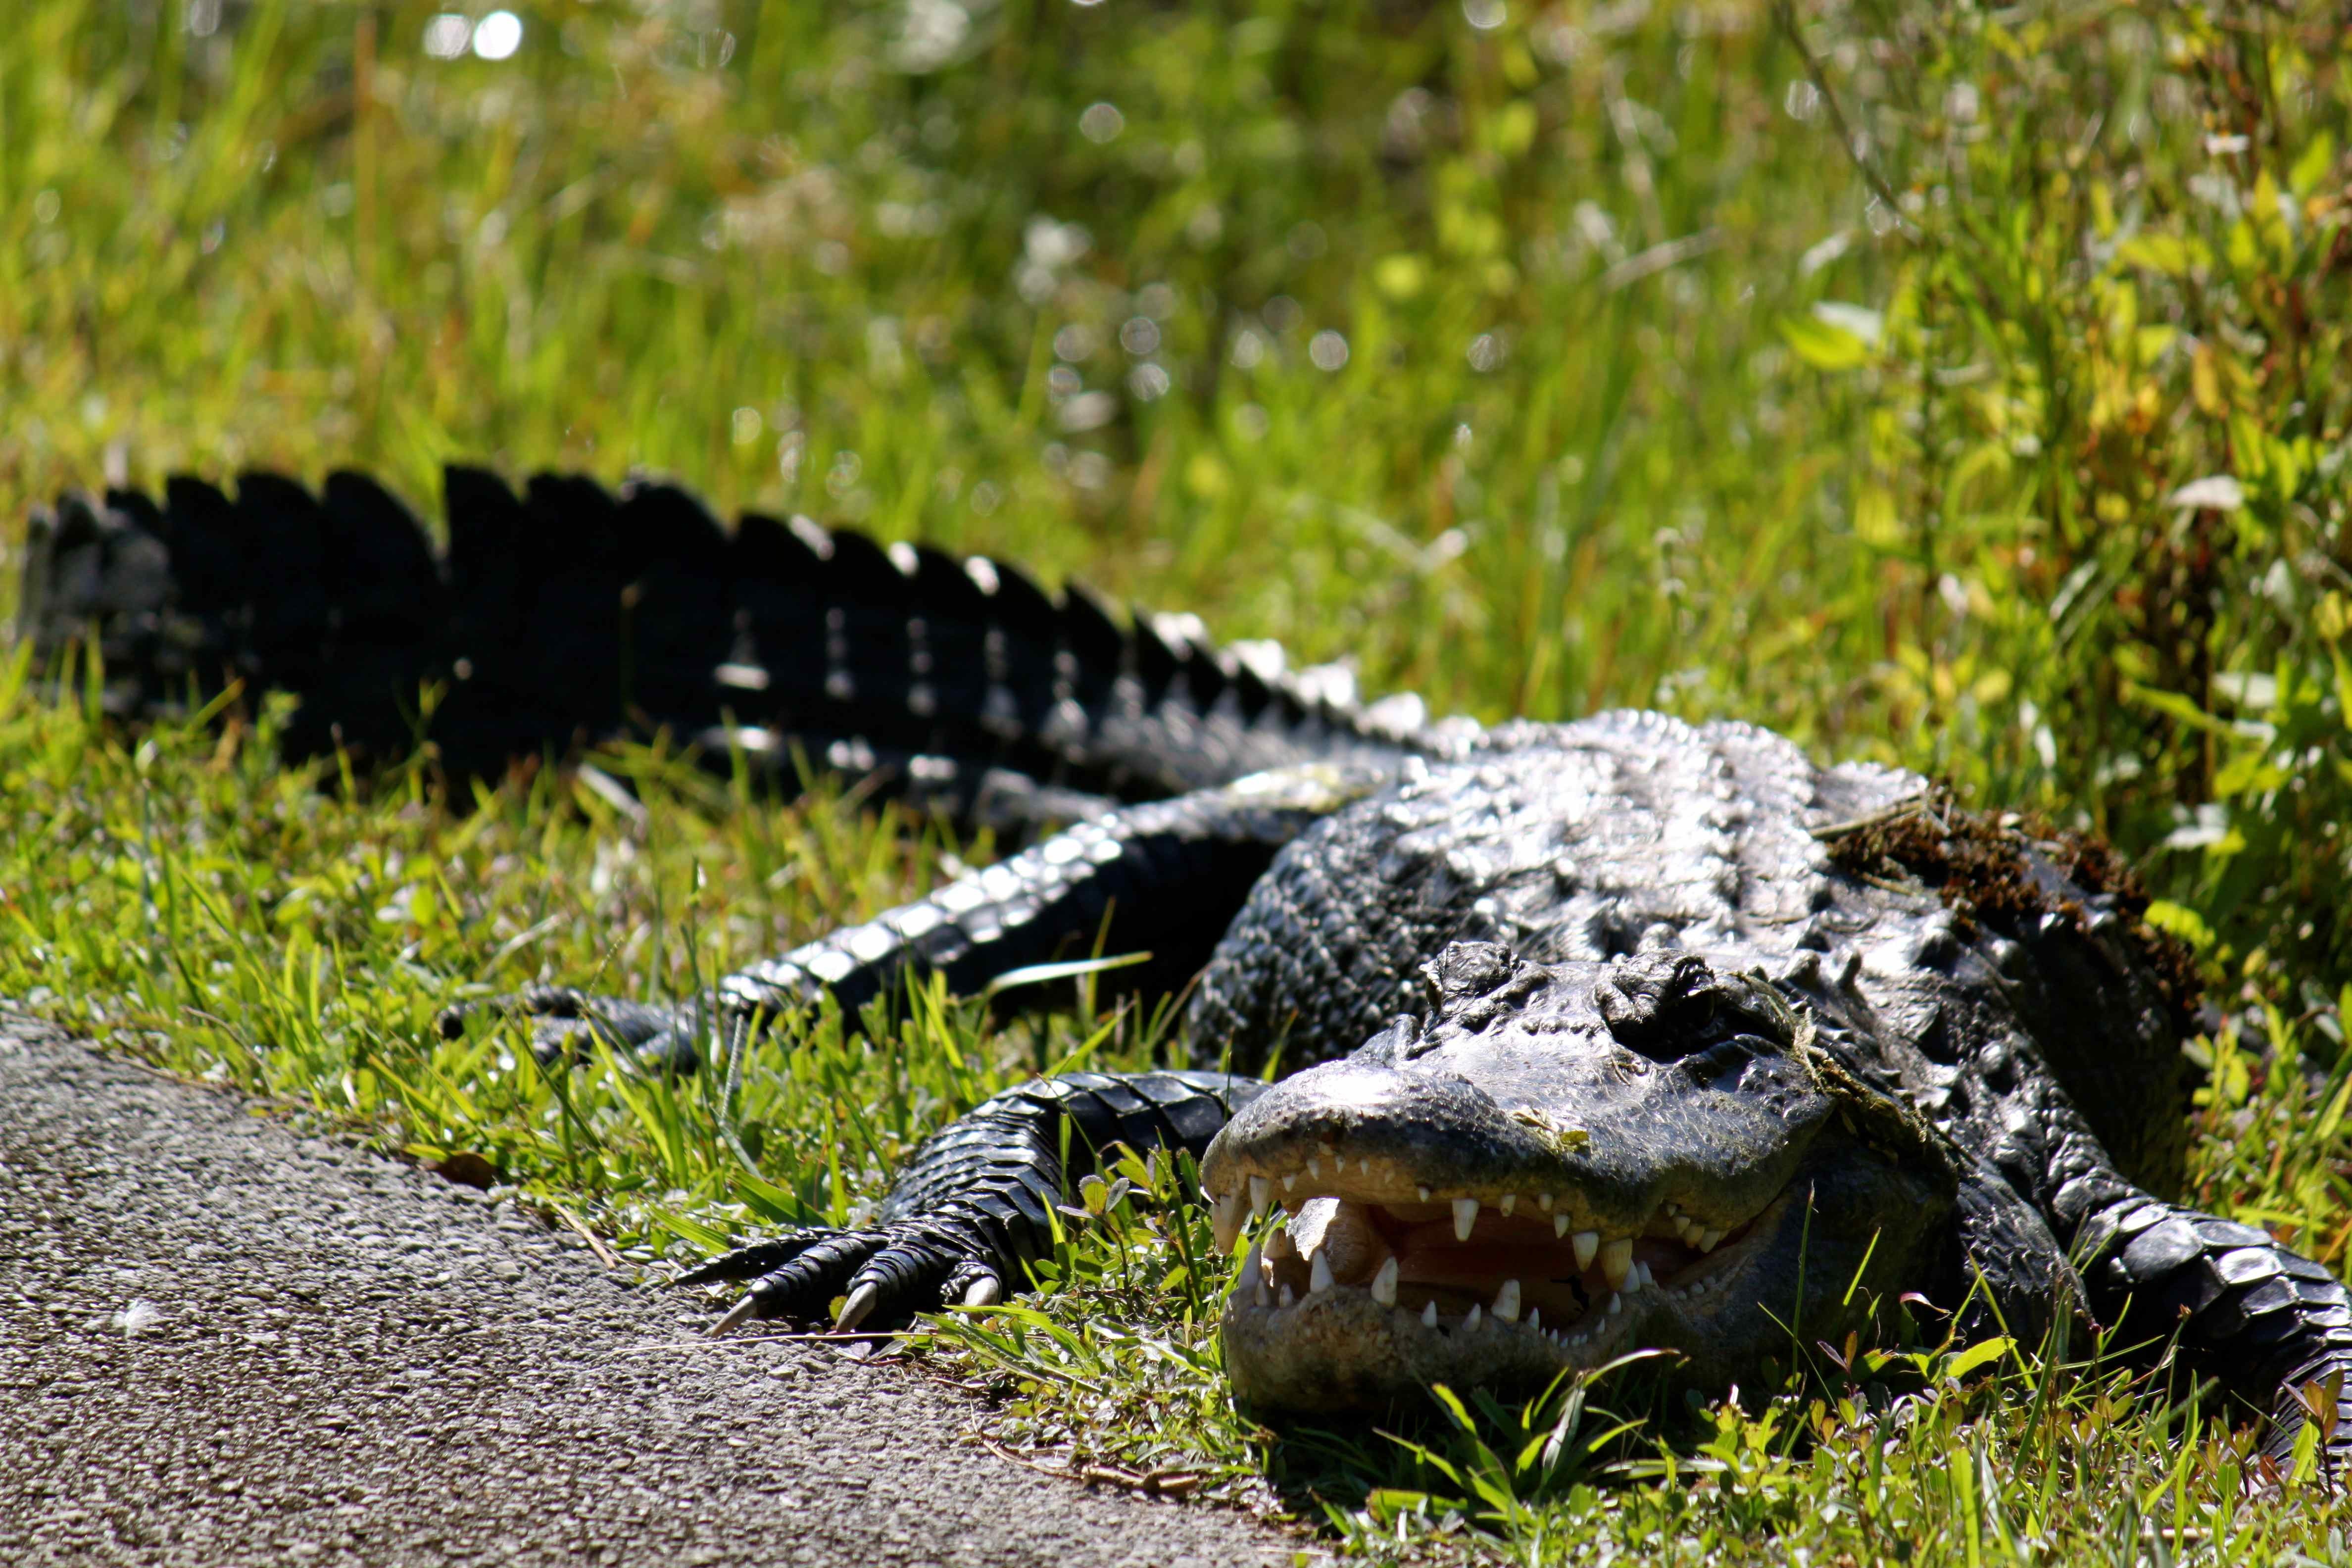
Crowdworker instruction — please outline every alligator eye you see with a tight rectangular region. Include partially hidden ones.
[1421,940,1520,1006]
[1595,952,1717,1054]
[1596,954,1795,1061]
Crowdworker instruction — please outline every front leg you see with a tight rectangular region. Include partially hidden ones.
[682,1070,1267,1333]
[2076,1194,2352,1476]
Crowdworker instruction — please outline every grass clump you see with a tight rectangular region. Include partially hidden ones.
[7,0,2352,1559]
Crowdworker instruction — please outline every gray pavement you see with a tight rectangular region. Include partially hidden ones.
[0,1020,1310,1567]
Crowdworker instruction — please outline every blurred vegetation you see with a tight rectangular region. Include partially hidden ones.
[5,0,2347,1000]
[6,0,2352,1557]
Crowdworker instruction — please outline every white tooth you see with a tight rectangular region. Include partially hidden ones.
[1305,1157,1321,1179]
[1554,1214,1570,1239]
[1464,1304,1482,1330]
[1241,1243,1267,1307]
[1452,1198,1479,1242]
[1266,1225,1295,1260]
[1600,1238,1633,1290]
[1526,1307,1541,1332]
[1498,1194,1517,1216]
[1421,1299,1439,1328]
[1632,1261,1652,1291]
[1538,1192,1554,1212]
[1572,1231,1600,1270]
[1212,1191,1247,1253]
[1248,1176,1271,1217]
[1282,1173,1298,1193]
[1310,1251,1335,1295]
[1361,1157,1373,1176]
[1278,1283,1295,1309]
[1672,1214,1692,1237]
[1493,1280,1521,1322]
[1371,1256,1400,1306]
[1699,1228,1723,1253]
[1607,1292,1622,1316]
[1418,1185,1432,1202]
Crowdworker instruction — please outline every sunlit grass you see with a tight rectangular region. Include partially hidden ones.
[10,644,2352,1560]
[6,0,2352,1559]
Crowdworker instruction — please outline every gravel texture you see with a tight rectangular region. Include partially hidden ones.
[0,1020,1311,1567]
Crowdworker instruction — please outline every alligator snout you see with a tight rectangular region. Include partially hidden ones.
[1200,1060,1587,1234]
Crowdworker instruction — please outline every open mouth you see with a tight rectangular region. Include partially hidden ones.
[1210,1159,1786,1376]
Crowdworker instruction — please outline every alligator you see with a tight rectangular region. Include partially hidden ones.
[20,469,2352,1471]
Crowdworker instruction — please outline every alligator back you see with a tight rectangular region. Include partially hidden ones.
[17,468,1439,819]
[1190,712,2196,1198]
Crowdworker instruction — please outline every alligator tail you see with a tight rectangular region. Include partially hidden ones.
[17,467,1451,820]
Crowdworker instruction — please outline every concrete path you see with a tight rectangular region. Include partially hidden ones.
[0,1021,1311,1567]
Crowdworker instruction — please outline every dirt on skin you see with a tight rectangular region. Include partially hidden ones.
[1817,790,2202,1036]
[0,1018,1315,1568]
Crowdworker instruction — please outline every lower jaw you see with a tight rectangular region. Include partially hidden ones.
[1220,1273,1650,1413]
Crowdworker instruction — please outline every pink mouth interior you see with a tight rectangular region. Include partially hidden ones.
[1259,1198,1762,1328]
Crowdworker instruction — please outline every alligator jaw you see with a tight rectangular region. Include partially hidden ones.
[1214,1167,1791,1410]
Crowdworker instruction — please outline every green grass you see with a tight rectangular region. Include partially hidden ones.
[6,0,2352,1559]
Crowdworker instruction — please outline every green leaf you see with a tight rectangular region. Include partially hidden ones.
[2143,899,2216,950]
[1944,1335,2014,1382]
[652,1208,735,1252]
[2123,680,2236,738]
[983,950,1154,1001]
[1779,312,1869,371]
[2290,132,2337,197]
[2116,232,2194,276]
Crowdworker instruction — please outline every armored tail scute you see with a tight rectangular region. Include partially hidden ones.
[16,466,1453,822]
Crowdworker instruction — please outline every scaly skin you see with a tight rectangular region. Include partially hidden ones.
[19,467,1448,819]
[21,469,2352,1474]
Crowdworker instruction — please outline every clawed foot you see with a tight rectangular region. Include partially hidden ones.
[435,985,706,1073]
[675,1222,1004,1337]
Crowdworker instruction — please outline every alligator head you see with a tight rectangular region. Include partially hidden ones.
[1200,941,1958,1411]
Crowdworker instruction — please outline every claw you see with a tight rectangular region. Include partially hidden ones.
[709,1294,762,1339]
[962,1275,1002,1309]
[835,1280,882,1332]
[672,1231,831,1289]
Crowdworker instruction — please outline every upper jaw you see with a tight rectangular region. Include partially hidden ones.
[1197,1057,1824,1247]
